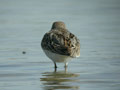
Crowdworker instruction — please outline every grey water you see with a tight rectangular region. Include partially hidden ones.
[0,0,120,90]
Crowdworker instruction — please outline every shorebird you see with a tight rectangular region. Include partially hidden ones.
[41,21,80,69]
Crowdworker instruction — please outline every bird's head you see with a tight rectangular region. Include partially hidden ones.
[51,21,66,29]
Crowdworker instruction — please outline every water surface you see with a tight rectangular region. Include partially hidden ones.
[0,0,120,90]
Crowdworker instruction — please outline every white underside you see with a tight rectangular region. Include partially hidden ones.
[43,50,72,63]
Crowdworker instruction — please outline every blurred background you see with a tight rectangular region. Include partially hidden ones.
[0,0,120,90]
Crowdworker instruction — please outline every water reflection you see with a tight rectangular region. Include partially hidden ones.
[40,70,80,90]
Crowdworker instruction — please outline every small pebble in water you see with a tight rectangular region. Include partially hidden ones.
[22,51,26,54]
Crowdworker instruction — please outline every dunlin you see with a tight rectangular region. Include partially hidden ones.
[41,21,80,69]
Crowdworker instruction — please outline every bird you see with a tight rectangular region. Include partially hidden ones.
[41,21,80,69]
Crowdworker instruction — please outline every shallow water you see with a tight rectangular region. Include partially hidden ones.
[0,0,120,90]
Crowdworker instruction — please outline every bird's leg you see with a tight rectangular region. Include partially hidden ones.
[53,62,57,72]
[64,62,68,68]
[64,62,68,72]
[54,62,57,68]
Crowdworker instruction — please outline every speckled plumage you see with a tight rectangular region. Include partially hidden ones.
[41,21,80,68]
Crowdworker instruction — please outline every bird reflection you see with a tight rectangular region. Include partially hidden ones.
[40,69,80,90]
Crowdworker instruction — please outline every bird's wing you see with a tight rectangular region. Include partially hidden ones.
[41,30,80,57]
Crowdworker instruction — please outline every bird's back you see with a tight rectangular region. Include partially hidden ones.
[41,28,80,58]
